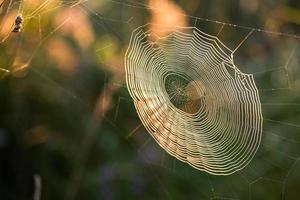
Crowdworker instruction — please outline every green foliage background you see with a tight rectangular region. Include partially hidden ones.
[1,0,300,199]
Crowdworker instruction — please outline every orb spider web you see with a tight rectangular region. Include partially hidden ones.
[1,0,300,200]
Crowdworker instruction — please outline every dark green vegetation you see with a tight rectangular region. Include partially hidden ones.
[1,0,300,199]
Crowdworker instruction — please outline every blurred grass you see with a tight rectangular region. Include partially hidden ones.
[1,0,300,200]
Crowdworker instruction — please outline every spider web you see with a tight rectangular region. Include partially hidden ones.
[106,1,300,200]
[1,0,300,199]
[125,24,263,175]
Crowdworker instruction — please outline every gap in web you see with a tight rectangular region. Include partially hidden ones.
[1,0,300,200]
